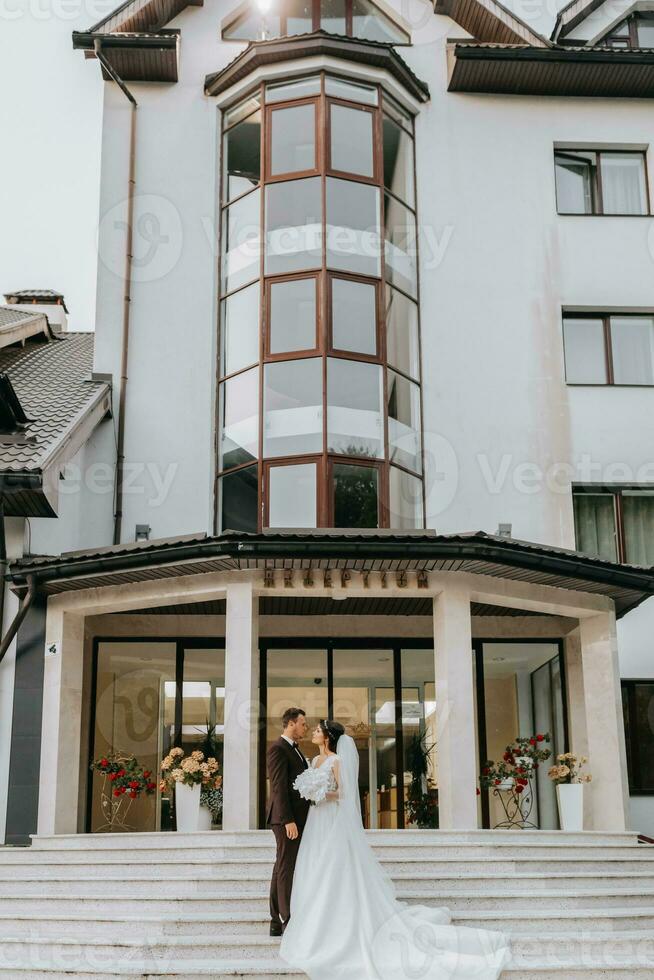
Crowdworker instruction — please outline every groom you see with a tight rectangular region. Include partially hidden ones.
[267,707,310,937]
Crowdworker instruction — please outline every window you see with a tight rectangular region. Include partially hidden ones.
[622,681,654,794]
[602,12,654,49]
[218,78,423,532]
[563,314,654,385]
[554,150,649,215]
[223,0,409,42]
[573,489,654,564]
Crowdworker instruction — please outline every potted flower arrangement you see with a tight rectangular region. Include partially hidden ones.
[90,752,157,831]
[404,732,438,829]
[548,753,592,831]
[160,747,222,832]
[479,733,551,829]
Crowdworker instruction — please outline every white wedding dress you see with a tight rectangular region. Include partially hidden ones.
[280,735,510,980]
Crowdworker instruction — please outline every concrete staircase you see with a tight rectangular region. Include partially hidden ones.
[0,830,653,978]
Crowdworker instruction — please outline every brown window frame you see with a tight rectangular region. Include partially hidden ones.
[554,148,651,217]
[265,96,322,183]
[602,12,654,49]
[563,311,654,387]
[328,456,385,529]
[327,271,382,362]
[326,97,380,186]
[264,271,323,361]
[572,487,654,564]
[621,679,654,795]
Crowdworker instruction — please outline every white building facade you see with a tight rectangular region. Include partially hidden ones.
[2,0,654,844]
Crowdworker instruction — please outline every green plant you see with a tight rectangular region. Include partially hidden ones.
[404,731,438,829]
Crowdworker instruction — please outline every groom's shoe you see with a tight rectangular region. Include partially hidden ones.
[269,920,283,937]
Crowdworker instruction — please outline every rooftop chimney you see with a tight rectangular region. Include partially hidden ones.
[3,289,68,332]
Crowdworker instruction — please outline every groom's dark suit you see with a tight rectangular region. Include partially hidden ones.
[267,736,310,929]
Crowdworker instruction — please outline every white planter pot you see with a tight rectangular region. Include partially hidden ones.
[175,782,201,832]
[198,802,213,831]
[556,783,584,831]
[498,778,514,791]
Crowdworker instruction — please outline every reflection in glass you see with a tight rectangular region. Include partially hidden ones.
[623,492,654,565]
[218,367,259,470]
[265,177,322,275]
[573,493,618,562]
[286,0,313,33]
[389,466,423,528]
[382,93,412,131]
[386,286,419,379]
[220,282,259,377]
[179,647,226,830]
[266,76,321,103]
[402,648,437,828]
[270,277,317,354]
[224,93,262,129]
[384,193,417,297]
[223,111,261,202]
[352,0,409,42]
[554,152,595,214]
[325,76,378,106]
[264,358,323,457]
[383,114,414,206]
[266,649,328,762]
[269,462,317,527]
[270,103,316,176]
[330,104,374,178]
[333,463,379,527]
[387,370,422,473]
[321,0,347,33]
[223,9,281,39]
[222,189,261,293]
[562,318,607,384]
[610,316,654,384]
[219,465,258,532]
[332,278,376,355]
[327,357,383,458]
[326,177,380,277]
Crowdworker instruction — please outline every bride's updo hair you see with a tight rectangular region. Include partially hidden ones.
[320,719,345,753]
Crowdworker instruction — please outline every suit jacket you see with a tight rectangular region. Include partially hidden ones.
[266,736,311,829]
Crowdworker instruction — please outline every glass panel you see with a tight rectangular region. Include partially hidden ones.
[633,683,654,790]
[351,0,409,42]
[622,493,654,565]
[321,0,347,34]
[387,370,421,473]
[333,462,379,527]
[326,177,381,277]
[637,17,654,45]
[331,277,376,355]
[600,153,648,215]
[383,115,415,207]
[610,316,654,384]
[265,177,322,275]
[610,18,630,36]
[382,93,412,131]
[266,76,321,103]
[268,462,317,527]
[221,189,261,293]
[220,282,259,377]
[562,318,607,383]
[384,193,417,297]
[269,277,317,354]
[573,493,618,561]
[332,649,396,828]
[219,465,258,532]
[325,76,378,106]
[263,357,323,457]
[223,10,281,39]
[286,0,313,34]
[266,649,328,764]
[219,367,259,470]
[386,285,419,379]
[270,103,316,176]
[389,466,423,529]
[91,642,177,832]
[531,660,559,830]
[330,104,374,178]
[224,93,262,129]
[554,152,596,214]
[327,357,383,458]
[223,110,261,202]
[178,647,225,829]
[402,649,437,829]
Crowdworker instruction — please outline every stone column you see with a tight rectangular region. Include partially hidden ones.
[579,610,630,832]
[433,586,478,829]
[37,607,85,836]
[563,628,592,829]
[223,580,259,831]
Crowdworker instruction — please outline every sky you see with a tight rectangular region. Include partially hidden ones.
[0,1,106,331]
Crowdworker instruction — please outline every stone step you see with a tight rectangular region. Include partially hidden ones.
[4,889,654,915]
[5,870,654,897]
[27,830,640,850]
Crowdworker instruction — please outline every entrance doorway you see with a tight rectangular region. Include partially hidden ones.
[88,638,225,832]
[259,639,437,830]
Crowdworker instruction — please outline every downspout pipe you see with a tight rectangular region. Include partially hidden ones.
[0,573,36,667]
[93,39,137,546]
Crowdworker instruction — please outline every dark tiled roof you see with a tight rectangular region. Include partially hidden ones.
[0,333,109,473]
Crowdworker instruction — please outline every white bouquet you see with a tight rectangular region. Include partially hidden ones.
[294,766,330,804]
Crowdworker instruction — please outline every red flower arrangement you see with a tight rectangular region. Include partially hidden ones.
[91,752,157,831]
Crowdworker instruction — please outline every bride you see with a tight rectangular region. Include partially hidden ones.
[280,720,510,980]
